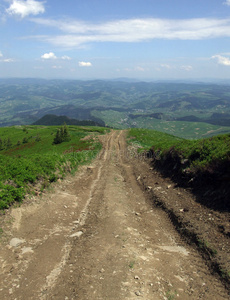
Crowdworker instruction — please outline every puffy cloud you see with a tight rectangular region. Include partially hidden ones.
[0,51,3,57]
[30,17,230,48]
[6,0,45,18]
[41,52,72,60]
[212,55,230,66]
[78,61,92,67]
[223,0,230,6]
[41,52,57,59]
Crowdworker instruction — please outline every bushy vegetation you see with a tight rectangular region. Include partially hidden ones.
[128,128,230,172]
[53,123,70,144]
[0,125,108,210]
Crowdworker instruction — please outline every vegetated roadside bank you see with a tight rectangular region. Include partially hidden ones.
[127,128,230,289]
[128,128,230,212]
[0,125,109,210]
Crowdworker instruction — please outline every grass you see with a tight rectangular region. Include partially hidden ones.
[127,128,183,151]
[127,128,230,173]
[128,260,135,269]
[166,289,177,300]
[198,239,218,257]
[0,125,109,210]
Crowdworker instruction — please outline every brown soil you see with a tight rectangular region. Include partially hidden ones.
[0,130,229,299]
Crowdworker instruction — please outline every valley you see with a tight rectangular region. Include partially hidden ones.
[1,79,230,139]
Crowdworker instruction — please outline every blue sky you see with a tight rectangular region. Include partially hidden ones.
[1,0,230,80]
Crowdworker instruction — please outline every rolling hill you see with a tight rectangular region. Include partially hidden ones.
[1,78,230,138]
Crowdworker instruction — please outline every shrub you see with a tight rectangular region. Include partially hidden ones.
[53,123,70,144]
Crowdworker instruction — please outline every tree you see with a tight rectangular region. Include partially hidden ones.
[62,123,69,140]
[53,124,70,145]
[53,129,62,144]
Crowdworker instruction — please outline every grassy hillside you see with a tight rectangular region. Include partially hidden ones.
[128,128,230,171]
[0,125,108,210]
[33,114,105,127]
[128,128,230,211]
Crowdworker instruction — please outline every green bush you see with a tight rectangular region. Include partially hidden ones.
[0,183,25,209]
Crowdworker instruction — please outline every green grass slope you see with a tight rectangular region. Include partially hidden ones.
[128,128,230,169]
[0,125,109,210]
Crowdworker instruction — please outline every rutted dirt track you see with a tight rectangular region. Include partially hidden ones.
[0,130,229,299]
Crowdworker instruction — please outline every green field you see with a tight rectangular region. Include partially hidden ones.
[92,110,230,139]
[0,125,109,210]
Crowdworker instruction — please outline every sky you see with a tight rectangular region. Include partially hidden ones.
[1,0,230,80]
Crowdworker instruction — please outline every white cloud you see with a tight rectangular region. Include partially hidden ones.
[41,52,57,59]
[29,17,230,48]
[7,0,45,18]
[0,52,14,62]
[223,0,230,6]
[180,65,193,71]
[161,64,173,69]
[212,55,230,66]
[61,55,71,60]
[41,52,71,60]
[78,61,92,67]
[3,58,14,62]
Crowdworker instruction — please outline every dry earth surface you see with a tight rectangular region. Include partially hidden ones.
[0,130,229,299]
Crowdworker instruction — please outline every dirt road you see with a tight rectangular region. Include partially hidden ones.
[0,130,229,299]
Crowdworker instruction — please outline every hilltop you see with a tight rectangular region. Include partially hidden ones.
[32,114,105,127]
